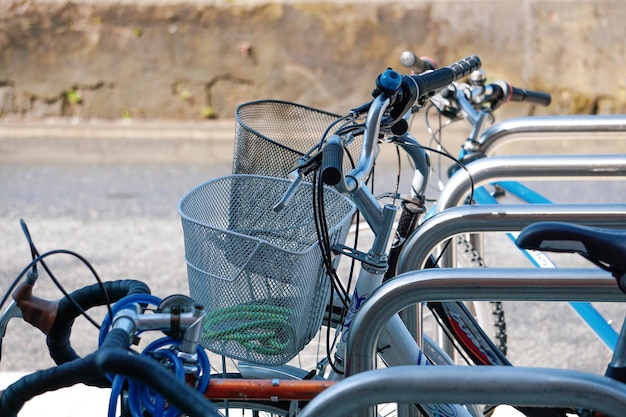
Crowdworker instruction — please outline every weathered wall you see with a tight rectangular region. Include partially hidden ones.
[1,0,625,120]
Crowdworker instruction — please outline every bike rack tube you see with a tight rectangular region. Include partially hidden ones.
[298,365,626,417]
[345,267,622,378]
[478,114,626,156]
[398,203,626,272]
[437,154,626,213]
[436,154,626,245]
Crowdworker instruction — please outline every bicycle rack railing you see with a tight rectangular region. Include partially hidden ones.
[298,365,626,417]
[477,114,626,156]
[394,203,626,339]
[346,267,622,376]
[437,154,626,214]
[399,203,626,273]
[341,267,624,417]
[436,153,626,268]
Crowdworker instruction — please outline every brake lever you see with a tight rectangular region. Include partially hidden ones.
[0,300,23,363]
[273,169,304,212]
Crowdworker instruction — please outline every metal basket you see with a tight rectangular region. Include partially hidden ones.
[179,174,356,365]
[233,100,361,177]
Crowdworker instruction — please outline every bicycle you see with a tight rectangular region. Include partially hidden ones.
[0,220,221,416]
[181,53,623,417]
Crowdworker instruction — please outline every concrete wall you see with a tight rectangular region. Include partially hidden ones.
[1,0,625,120]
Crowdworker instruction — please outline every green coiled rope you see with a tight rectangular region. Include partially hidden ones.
[203,304,295,356]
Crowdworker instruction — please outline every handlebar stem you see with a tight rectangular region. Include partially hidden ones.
[455,86,481,126]
[112,307,139,337]
[181,304,207,355]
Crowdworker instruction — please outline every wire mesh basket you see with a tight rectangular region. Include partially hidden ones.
[179,174,356,365]
[233,99,361,177]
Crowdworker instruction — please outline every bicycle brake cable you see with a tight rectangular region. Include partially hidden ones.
[14,219,113,329]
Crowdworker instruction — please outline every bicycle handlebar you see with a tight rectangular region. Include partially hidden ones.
[1,279,219,416]
[399,51,437,73]
[409,55,481,98]
[322,55,481,190]
[510,85,552,106]
[0,327,219,417]
[12,279,151,377]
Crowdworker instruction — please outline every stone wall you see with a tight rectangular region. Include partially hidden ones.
[1,0,625,120]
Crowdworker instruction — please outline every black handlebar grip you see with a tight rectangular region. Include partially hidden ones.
[321,139,344,186]
[511,87,552,106]
[47,280,151,367]
[411,55,481,98]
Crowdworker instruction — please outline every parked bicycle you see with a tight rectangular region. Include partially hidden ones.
[0,56,499,417]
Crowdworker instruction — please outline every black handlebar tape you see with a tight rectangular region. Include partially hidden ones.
[411,55,481,98]
[321,140,344,186]
[1,329,219,417]
[511,87,552,106]
[47,280,151,371]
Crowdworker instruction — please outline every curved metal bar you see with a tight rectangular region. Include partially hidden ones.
[437,154,626,213]
[344,267,622,377]
[478,115,626,156]
[298,365,626,417]
[397,203,626,273]
[343,95,389,191]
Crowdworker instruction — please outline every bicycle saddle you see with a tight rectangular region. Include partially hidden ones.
[516,221,626,292]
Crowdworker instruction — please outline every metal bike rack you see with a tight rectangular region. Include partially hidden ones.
[341,267,625,417]
[397,203,626,273]
[393,203,626,344]
[436,153,626,267]
[345,267,622,376]
[297,365,626,417]
[437,154,626,213]
[477,114,626,156]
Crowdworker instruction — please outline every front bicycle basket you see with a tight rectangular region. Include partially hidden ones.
[233,100,360,177]
[179,174,356,365]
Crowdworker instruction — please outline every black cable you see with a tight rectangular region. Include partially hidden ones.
[429,239,452,269]
[16,220,113,329]
[1,248,111,330]
[312,115,355,153]
[312,174,349,306]
[401,141,476,207]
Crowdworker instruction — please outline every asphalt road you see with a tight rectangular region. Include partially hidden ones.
[0,119,624,379]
